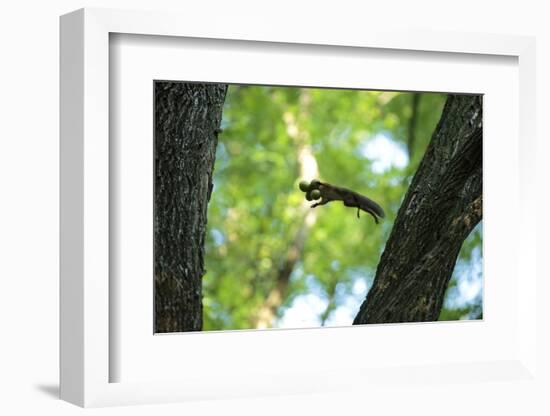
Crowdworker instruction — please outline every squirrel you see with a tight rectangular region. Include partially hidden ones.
[308,179,385,224]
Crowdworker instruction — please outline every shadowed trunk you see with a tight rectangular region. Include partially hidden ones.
[407,92,421,158]
[154,82,227,333]
[354,94,482,324]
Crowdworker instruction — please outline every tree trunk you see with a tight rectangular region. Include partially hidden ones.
[354,94,482,324]
[406,92,421,158]
[154,82,227,333]
[253,91,320,328]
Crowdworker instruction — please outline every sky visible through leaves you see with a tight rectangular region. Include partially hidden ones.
[202,85,483,331]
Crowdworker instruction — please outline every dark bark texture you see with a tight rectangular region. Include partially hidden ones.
[354,94,482,324]
[154,82,227,333]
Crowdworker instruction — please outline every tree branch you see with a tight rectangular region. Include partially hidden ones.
[353,94,482,324]
[407,93,421,158]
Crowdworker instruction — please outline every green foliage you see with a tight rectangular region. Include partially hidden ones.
[202,85,481,330]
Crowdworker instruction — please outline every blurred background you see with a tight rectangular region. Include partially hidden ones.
[203,85,482,331]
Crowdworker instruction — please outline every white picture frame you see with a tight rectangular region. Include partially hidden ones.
[60,7,538,408]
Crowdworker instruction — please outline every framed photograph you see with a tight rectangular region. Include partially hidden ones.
[60,8,538,408]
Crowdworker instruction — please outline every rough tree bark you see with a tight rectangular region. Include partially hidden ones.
[154,82,227,333]
[354,94,482,324]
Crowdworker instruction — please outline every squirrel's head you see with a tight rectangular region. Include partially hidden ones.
[310,179,321,190]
